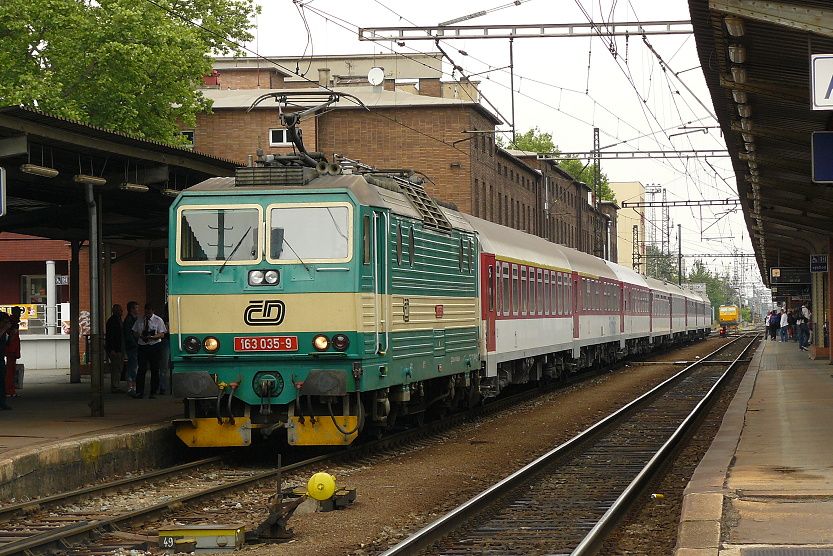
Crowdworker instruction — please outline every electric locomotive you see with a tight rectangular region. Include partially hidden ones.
[170,158,482,447]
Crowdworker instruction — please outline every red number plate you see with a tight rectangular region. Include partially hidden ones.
[234,336,298,352]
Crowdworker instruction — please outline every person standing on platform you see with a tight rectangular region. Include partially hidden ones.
[123,301,139,395]
[787,310,797,341]
[768,310,779,341]
[132,303,166,399]
[0,313,13,410]
[105,304,123,393]
[799,303,812,352]
[5,307,22,397]
[779,309,789,342]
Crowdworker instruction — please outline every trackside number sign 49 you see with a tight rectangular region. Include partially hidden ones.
[234,336,298,352]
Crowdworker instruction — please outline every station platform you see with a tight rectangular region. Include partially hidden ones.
[676,339,833,555]
[0,369,182,500]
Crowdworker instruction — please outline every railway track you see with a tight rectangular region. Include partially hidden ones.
[380,334,758,556]
[0,350,651,555]
[0,337,721,555]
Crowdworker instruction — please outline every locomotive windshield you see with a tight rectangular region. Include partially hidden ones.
[178,207,260,263]
[267,204,352,263]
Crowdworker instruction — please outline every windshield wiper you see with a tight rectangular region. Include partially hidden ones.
[218,227,251,274]
[281,236,312,273]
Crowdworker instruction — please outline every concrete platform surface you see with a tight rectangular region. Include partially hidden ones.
[675,340,833,554]
[0,369,183,500]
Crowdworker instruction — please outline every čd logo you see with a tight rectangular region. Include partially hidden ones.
[244,300,286,326]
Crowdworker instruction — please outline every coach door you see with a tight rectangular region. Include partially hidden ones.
[572,272,580,339]
[481,254,497,352]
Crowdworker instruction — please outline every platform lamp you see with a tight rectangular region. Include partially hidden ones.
[161,188,180,197]
[120,182,149,193]
[20,163,59,178]
[73,174,107,186]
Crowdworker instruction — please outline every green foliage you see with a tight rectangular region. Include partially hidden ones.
[558,158,616,203]
[687,259,735,321]
[499,127,616,202]
[645,244,679,283]
[0,0,258,142]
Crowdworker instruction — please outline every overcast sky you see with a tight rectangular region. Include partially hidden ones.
[243,0,764,294]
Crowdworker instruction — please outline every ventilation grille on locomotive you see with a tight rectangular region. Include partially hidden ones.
[235,166,318,187]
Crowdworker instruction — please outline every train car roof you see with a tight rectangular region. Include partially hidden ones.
[460,214,572,272]
[559,247,619,280]
[604,261,650,288]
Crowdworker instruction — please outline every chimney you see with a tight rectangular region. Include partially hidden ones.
[384,79,395,91]
[418,78,442,97]
[318,68,331,87]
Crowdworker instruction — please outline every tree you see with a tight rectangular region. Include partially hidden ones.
[687,259,734,321]
[499,127,616,202]
[0,0,258,142]
[645,244,678,283]
[557,158,616,203]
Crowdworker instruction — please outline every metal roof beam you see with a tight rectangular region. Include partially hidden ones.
[709,0,833,39]
[358,20,693,41]
[719,76,807,105]
[538,149,729,160]
[729,121,808,144]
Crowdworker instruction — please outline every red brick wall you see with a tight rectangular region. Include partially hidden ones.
[214,69,285,89]
[193,109,317,165]
[0,233,70,262]
[316,106,474,213]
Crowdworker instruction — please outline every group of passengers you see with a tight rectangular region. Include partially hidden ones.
[0,307,23,410]
[766,304,812,351]
[105,302,169,399]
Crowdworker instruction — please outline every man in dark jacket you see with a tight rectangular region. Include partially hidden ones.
[123,301,139,394]
[105,304,123,393]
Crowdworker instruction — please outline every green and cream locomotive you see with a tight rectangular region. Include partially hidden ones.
[170,157,482,447]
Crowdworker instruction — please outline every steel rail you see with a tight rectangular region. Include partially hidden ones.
[572,333,759,555]
[379,334,752,556]
[0,455,224,520]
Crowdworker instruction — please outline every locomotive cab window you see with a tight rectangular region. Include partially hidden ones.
[362,215,371,265]
[267,203,352,263]
[177,206,261,265]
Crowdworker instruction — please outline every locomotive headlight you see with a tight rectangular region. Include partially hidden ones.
[264,270,279,284]
[332,333,350,351]
[312,334,330,351]
[248,270,265,285]
[203,336,220,352]
[183,336,201,354]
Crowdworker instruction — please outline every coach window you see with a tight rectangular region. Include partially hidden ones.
[520,267,528,315]
[488,264,495,312]
[511,265,519,316]
[396,224,403,265]
[556,274,563,315]
[550,272,557,315]
[544,271,550,315]
[503,263,510,315]
[537,269,544,315]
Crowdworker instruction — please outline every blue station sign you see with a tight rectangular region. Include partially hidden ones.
[812,132,833,183]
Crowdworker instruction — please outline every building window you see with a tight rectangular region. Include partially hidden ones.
[179,130,195,147]
[269,128,291,147]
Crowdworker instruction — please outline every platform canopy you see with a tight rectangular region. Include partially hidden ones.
[0,106,237,243]
[689,0,833,282]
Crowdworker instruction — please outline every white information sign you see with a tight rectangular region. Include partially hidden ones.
[811,54,833,110]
